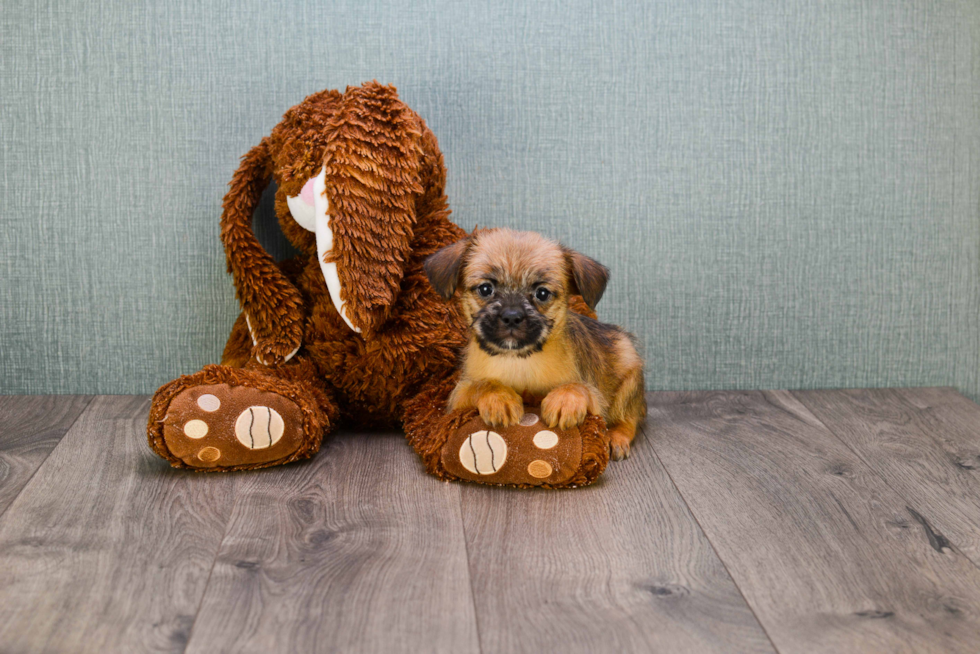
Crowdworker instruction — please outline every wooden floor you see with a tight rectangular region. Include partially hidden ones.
[1,389,980,653]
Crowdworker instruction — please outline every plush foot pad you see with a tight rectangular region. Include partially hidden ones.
[438,408,608,488]
[160,383,307,469]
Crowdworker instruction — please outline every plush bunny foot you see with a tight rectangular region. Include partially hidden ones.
[148,366,327,471]
[437,408,609,488]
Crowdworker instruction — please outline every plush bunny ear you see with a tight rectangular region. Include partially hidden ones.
[321,82,425,335]
[220,138,306,364]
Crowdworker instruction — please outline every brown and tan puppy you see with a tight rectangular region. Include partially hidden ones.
[425,228,646,459]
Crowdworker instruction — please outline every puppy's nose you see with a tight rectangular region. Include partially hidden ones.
[500,308,525,327]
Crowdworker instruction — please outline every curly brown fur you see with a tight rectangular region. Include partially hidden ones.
[149,82,469,470]
[425,228,646,459]
[220,82,467,420]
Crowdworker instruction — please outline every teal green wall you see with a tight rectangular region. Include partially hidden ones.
[2,0,979,398]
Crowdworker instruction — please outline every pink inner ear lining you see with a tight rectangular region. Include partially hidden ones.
[300,177,315,205]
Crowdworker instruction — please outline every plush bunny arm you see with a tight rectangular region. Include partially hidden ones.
[220,138,305,365]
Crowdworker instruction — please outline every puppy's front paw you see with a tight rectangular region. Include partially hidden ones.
[609,433,631,460]
[607,422,636,460]
[477,388,524,428]
[541,385,591,430]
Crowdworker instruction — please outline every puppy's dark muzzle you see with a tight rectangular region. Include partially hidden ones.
[500,308,525,327]
[476,294,546,354]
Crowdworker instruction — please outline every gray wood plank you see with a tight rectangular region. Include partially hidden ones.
[0,395,239,653]
[648,390,980,654]
[0,395,93,517]
[794,388,980,563]
[894,388,980,472]
[185,430,481,654]
[459,433,776,653]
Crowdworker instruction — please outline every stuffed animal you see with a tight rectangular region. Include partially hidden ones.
[147,82,609,488]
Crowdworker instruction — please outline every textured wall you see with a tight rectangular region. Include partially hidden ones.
[2,0,979,398]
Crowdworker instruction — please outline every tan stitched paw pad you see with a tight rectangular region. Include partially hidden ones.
[162,384,305,469]
[442,410,584,486]
[458,430,507,475]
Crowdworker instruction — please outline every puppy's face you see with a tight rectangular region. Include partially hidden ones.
[461,230,566,356]
[425,229,609,357]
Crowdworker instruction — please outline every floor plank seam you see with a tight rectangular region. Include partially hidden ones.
[455,485,486,654]
[789,390,980,572]
[0,395,95,523]
[644,424,783,654]
[176,475,239,654]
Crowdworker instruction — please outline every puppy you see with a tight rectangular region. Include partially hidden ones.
[424,228,646,459]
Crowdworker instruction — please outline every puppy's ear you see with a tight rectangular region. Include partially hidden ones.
[563,247,609,310]
[424,237,471,299]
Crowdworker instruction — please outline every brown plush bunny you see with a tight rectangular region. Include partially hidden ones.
[147,82,608,488]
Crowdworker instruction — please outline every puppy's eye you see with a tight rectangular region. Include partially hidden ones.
[535,287,552,302]
[477,283,494,298]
